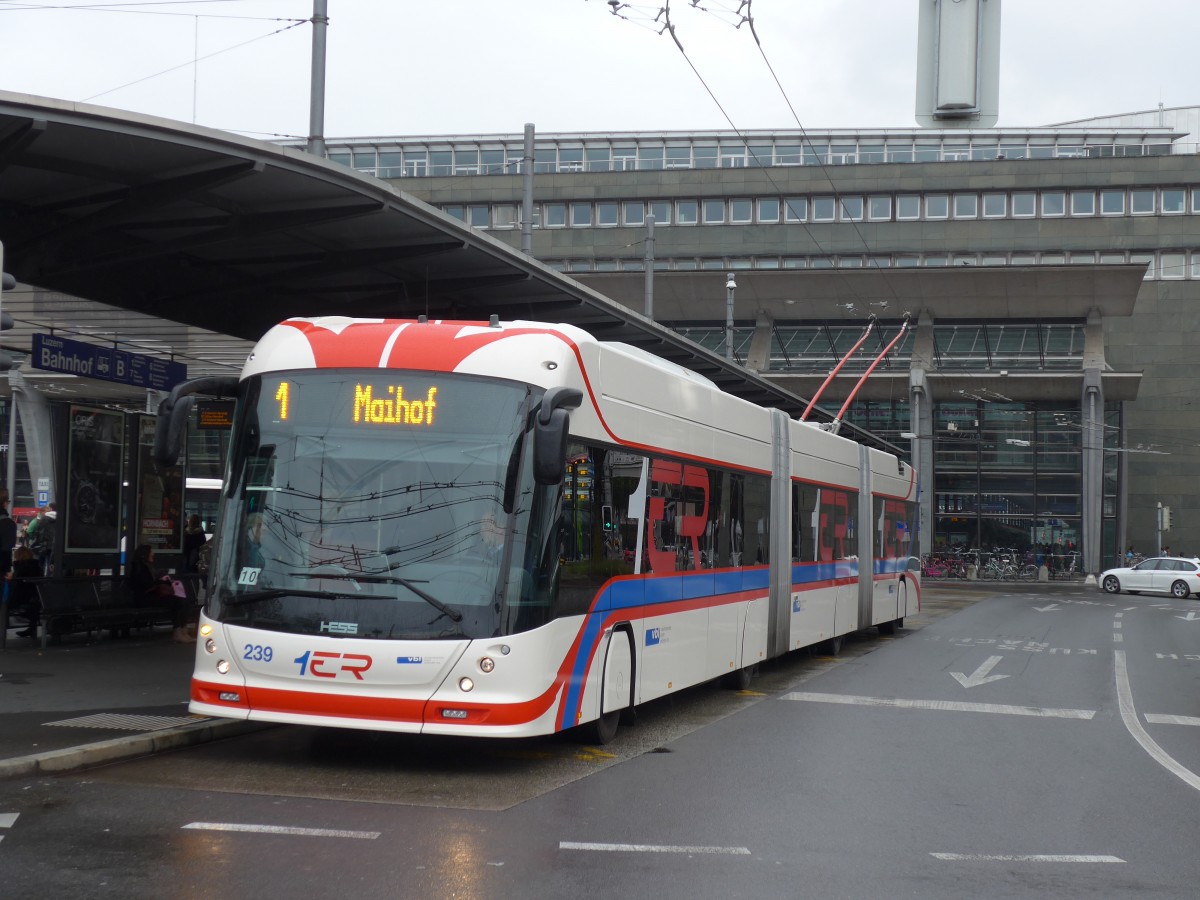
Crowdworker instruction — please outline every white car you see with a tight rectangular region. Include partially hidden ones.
[1099,556,1200,599]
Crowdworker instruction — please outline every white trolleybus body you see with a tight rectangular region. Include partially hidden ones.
[158,317,918,742]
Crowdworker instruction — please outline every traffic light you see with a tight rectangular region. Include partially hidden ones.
[601,504,614,531]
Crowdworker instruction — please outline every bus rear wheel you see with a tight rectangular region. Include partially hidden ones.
[579,708,620,745]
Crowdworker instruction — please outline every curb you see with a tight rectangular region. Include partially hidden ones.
[0,718,271,780]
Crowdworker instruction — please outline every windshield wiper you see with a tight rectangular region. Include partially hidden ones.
[224,588,364,607]
[302,572,463,622]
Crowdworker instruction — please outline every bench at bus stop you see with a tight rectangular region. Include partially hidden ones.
[0,573,204,649]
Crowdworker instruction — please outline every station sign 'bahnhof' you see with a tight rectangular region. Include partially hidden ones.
[32,333,187,392]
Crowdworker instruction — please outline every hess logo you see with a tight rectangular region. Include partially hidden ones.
[293,650,372,680]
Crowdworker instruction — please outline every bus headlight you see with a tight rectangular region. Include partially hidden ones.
[205,639,217,654]
[479,656,495,673]
[458,676,474,692]
[216,659,231,675]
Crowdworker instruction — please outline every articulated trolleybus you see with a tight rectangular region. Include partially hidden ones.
[155,317,919,743]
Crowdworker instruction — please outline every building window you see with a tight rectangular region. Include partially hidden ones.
[703,199,726,224]
[638,146,664,171]
[1011,254,1035,265]
[623,201,645,226]
[730,198,754,224]
[596,202,619,227]
[1099,252,1125,264]
[810,257,834,268]
[1012,192,1036,217]
[839,196,864,221]
[676,199,699,225]
[665,146,691,169]
[812,197,836,222]
[838,256,863,268]
[1041,191,1066,217]
[1160,252,1185,279]
[570,202,593,227]
[868,196,892,220]
[1192,188,1200,214]
[757,197,780,223]
[694,145,718,168]
[925,194,949,219]
[543,202,566,228]
[895,255,920,267]
[982,193,1006,218]
[1191,253,1200,278]
[897,195,921,220]
[443,205,465,222]
[492,204,516,229]
[1130,190,1155,215]
[586,147,611,172]
[784,197,808,222]
[1100,190,1125,215]
[650,201,671,225]
[782,258,807,268]
[1069,252,1096,264]
[1070,191,1095,216]
[1041,253,1066,265]
[557,148,583,172]
[867,256,892,268]
[1162,189,1186,214]
[467,205,490,228]
[953,194,978,218]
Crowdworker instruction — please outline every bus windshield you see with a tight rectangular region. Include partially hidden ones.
[207,369,561,640]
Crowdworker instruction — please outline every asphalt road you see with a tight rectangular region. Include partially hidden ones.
[2,582,1198,899]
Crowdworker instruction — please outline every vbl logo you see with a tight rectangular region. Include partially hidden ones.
[294,650,372,680]
[645,628,662,647]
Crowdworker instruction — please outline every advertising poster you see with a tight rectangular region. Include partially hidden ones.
[65,405,124,552]
[137,415,184,552]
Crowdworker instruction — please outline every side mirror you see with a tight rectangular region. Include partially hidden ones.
[534,408,571,485]
[532,387,583,486]
[153,375,240,468]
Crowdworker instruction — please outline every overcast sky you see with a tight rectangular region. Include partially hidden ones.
[0,0,1194,140]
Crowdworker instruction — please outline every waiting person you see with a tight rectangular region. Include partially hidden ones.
[8,546,42,638]
[0,501,16,583]
[182,514,206,573]
[26,503,57,575]
[127,543,193,643]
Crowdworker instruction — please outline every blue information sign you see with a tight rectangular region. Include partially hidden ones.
[32,333,187,391]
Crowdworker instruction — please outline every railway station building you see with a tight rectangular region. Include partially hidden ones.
[315,106,1200,569]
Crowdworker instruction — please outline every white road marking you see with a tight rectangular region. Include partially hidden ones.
[781,692,1094,719]
[1114,620,1123,628]
[931,853,1124,863]
[1145,714,1200,727]
[560,841,751,855]
[182,822,380,839]
[1113,632,1124,642]
[0,813,18,828]
[1114,650,1200,793]
[950,655,1009,688]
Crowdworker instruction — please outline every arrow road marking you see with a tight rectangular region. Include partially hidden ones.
[1033,603,1061,612]
[951,655,1009,688]
[1177,611,1200,621]
[0,812,17,844]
